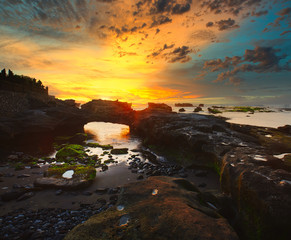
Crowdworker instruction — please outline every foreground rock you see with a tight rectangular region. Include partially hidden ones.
[131,106,291,239]
[221,147,291,240]
[65,176,238,240]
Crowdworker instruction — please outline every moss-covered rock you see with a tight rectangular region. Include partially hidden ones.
[34,164,96,189]
[110,148,128,155]
[86,142,113,149]
[208,107,222,114]
[55,144,86,162]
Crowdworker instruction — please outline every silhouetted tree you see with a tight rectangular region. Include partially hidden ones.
[0,69,6,79]
[1,69,48,95]
[8,69,14,78]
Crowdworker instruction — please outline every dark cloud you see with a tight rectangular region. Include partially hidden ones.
[267,7,291,28]
[201,0,263,16]
[167,46,192,63]
[150,15,172,28]
[163,43,175,49]
[251,10,268,17]
[204,56,242,71]
[7,0,23,4]
[172,2,191,15]
[134,0,192,16]
[118,51,137,57]
[206,21,214,27]
[204,46,290,85]
[147,43,192,63]
[216,18,239,31]
[280,30,291,36]
[155,28,160,34]
[278,7,291,16]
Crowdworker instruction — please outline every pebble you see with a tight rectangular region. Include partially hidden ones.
[0,204,107,240]
[137,175,144,180]
[195,170,208,177]
[55,189,63,195]
[95,188,108,195]
[17,174,31,178]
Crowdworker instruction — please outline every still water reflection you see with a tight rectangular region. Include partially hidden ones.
[84,122,142,164]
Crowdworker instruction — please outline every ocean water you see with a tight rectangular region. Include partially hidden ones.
[171,107,291,128]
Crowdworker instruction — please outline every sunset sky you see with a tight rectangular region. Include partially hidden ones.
[0,0,290,107]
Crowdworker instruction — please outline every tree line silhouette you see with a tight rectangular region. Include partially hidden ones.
[0,69,48,95]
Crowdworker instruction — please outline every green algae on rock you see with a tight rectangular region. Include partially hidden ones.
[34,164,96,189]
[110,148,128,155]
[86,142,113,149]
[55,144,86,162]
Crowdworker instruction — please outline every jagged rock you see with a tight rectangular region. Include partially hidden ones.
[65,176,238,240]
[147,102,172,112]
[194,106,202,112]
[175,103,193,107]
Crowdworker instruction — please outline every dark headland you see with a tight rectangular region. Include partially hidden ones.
[0,70,291,240]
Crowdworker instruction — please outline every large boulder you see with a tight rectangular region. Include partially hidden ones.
[65,176,238,240]
[220,147,291,240]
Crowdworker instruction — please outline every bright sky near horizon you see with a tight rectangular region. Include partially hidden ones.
[0,0,290,107]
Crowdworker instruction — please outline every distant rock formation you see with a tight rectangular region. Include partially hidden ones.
[0,69,48,95]
[81,99,134,125]
[147,102,172,112]
[175,103,193,107]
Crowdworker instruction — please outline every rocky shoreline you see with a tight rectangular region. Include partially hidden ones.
[1,92,291,240]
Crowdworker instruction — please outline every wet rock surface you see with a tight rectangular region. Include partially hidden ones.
[131,108,291,239]
[1,98,291,239]
[221,147,291,240]
[65,176,239,240]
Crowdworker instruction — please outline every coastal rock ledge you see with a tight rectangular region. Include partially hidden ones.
[65,176,238,240]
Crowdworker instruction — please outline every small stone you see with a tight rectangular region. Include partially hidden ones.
[17,192,34,201]
[83,191,92,196]
[178,173,188,178]
[8,155,18,161]
[109,195,118,204]
[137,175,144,180]
[195,170,208,177]
[119,214,130,227]
[17,174,31,178]
[97,198,106,205]
[55,189,63,195]
[101,165,108,171]
[95,188,108,195]
[108,187,120,194]
[198,183,207,188]
[13,183,23,189]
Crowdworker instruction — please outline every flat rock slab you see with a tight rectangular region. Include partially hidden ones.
[34,177,92,190]
[65,176,238,240]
